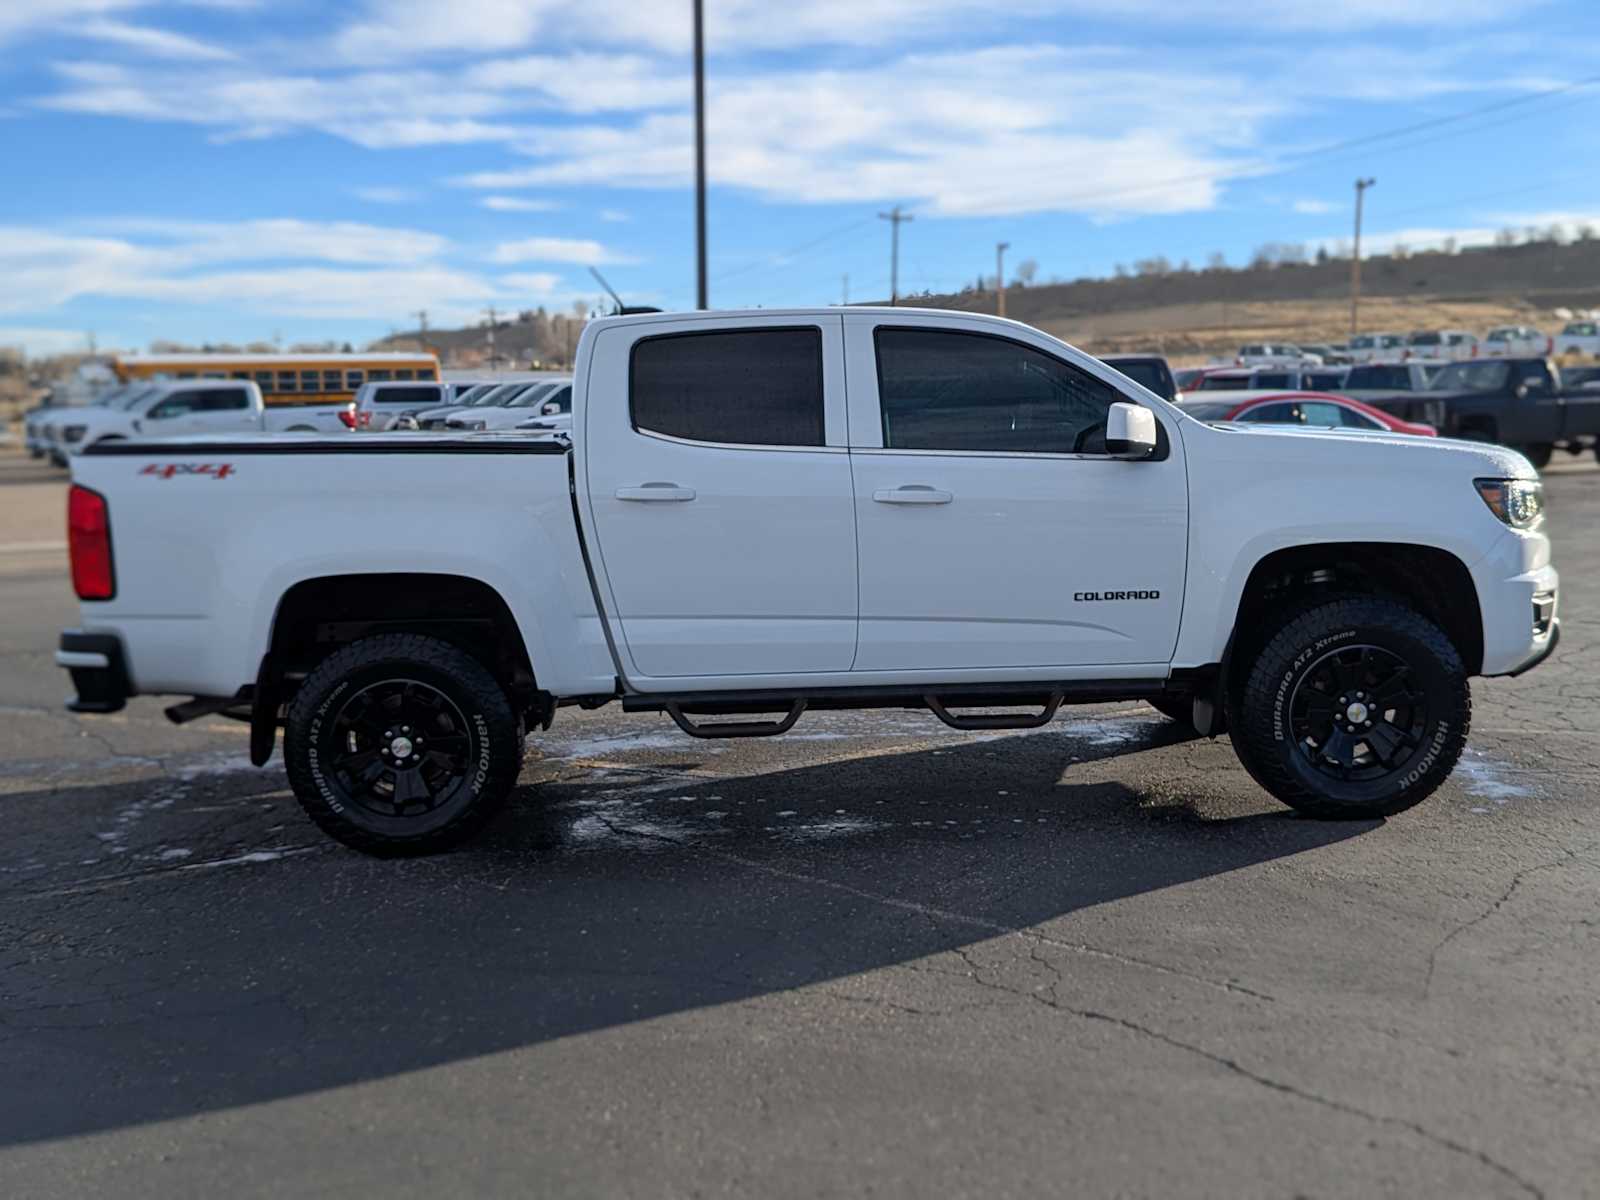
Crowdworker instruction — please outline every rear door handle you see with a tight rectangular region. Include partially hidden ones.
[873,485,953,505]
[616,483,697,502]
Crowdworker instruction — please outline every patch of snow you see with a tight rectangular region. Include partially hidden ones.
[1456,752,1533,804]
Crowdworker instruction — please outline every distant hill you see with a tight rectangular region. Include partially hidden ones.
[376,238,1600,368]
[886,238,1600,362]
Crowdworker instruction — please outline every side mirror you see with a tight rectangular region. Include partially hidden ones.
[1106,402,1157,458]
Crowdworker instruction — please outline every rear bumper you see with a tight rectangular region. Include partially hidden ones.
[57,630,132,713]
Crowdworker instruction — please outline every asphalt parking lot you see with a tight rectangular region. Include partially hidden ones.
[1,443,1596,1198]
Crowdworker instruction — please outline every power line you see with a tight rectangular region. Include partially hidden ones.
[1014,70,1600,213]
[711,215,878,284]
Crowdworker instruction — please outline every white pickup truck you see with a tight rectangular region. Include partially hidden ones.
[53,378,350,455]
[57,308,1559,855]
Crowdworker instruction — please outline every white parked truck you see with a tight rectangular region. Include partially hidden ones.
[57,308,1559,855]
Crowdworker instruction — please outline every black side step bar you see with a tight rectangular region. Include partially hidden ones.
[666,700,807,739]
[925,692,1063,731]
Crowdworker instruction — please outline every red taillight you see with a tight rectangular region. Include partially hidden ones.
[1547,336,1554,355]
[68,485,114,600]
[338,409,357,429]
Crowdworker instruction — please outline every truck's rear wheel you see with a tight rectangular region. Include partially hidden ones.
[1231,597,1469,820]
[284,633,523,856]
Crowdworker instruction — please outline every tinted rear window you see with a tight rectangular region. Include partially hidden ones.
[630,327,824,446]
[1252,372,1293,389]
[373,386,441,406]
[1408,333,1442,346]
[1345,365,1413,389]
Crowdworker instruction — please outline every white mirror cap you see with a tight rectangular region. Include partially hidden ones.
[1106,402,1157,458]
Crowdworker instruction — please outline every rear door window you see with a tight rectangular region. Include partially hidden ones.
[631,327,824,446]
[194,388,251,411]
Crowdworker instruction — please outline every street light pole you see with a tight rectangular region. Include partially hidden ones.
[1350,177,1375,338]
[996,242,1010,317]
[693,0,708,310]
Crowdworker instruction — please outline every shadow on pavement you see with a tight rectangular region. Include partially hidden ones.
[0,718,1373,1145]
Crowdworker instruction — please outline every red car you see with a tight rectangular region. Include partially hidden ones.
[1176,390,1436,436]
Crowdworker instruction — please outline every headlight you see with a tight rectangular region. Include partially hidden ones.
[1475,478,1544,529]
[63,425,88,444]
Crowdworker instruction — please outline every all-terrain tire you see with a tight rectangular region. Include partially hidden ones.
[284,633,523,856]
[1230,596,1470,820]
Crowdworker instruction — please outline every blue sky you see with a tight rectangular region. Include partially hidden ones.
[2,0,1599,356]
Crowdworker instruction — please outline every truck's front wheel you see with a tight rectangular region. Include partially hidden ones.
[284,634,523,855]
[1230,597,1469,819]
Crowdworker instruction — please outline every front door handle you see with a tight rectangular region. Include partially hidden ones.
[873,485,953,505]
[616,483,697,502]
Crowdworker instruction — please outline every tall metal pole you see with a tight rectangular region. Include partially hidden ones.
[996,241,1010,317]
[879,206,912,305]
[693,0,708,310]
[1350,177,1375,338]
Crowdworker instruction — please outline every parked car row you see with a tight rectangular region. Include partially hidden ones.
[1117,348,1600,471]
[21,374,575,464]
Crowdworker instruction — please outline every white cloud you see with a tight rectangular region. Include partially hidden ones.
[75,18,234,60]
[0,326,105,358]
[497,272,562,294]
[1293,199,1337,215]
[599,209,629,223]
[0,219,533,327]
[331,0,1537,60]
[460,46,1277,218]
[352,186,418,205]
[489,237,637,265]
[481,195,559,213]
[0,3,248,56]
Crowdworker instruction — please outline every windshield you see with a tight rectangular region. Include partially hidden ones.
[1104,360,1167,396]
[112,386,158,410]
[1177,401,1237,420]
[471,383,526,407]
[1430,361,1510,392]
[1252,371,1293,389]
[1199,374,1252,391]
[1562,322,1597,336]
[1407,332,1442,346]
[507,382,562,409]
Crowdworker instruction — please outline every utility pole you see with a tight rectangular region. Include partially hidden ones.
[483,306,501,370]
[995,241,1010,318]
[842,274,849,306]
[693,0,708,310]
[879,206,912,305]
[1350,177,1375,338]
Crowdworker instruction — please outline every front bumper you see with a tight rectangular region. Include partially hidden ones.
[57,630,132,713]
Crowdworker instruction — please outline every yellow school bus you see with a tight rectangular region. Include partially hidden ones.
[112,352,441,407]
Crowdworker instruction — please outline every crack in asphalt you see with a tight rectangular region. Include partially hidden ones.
[591,815,1272,1002]
[594,813,1544,1199]
[1421,847,1584,1000]
[948,942,1544,1199]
